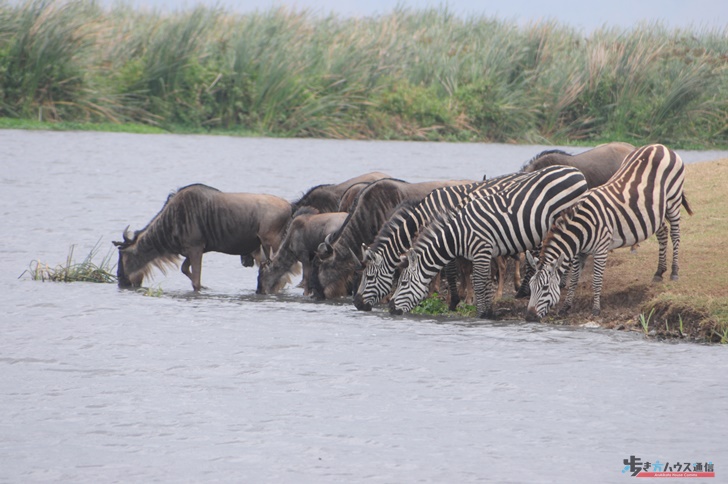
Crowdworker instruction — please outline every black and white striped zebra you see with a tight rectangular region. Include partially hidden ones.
[525,144,693,321]
[389,166,589,318]
[353,175,531,312]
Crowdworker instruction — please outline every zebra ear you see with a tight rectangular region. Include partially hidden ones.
[551,253,567,275]
[526,251,538,270]
[406,250,418,267]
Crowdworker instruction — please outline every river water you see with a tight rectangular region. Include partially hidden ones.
[1,130,725,482]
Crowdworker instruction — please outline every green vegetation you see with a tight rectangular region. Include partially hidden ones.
[639,308,654,335]
[21,240,117,283]
[1,1,726,147]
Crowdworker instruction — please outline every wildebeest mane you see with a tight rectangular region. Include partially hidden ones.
[327,178,409,248]
[520,149,572,172]
[292,184,339,213]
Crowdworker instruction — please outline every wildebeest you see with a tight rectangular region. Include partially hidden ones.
[514,141,637,297]
[113,183,292,291]
[521,142,635,188]
[293,172,390,212]
[337,182,371,213]
[311,178,473,300]
[256,207,348,295]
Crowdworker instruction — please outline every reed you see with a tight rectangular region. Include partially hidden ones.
[21,240,117,283]
[1,1,726,145]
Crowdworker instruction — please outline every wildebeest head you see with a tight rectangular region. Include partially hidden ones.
[256,247,292,294]
[112,226,143,288]
[311,234,359,300]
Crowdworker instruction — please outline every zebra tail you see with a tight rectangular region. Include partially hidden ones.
[682,194,694,216]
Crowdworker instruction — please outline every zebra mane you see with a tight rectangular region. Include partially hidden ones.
[520,149,572,172]
[368,199,420,254]
[539,205,577,261]
[411,208,456,253]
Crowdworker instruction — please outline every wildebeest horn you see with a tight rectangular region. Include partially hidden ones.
[361,243,368,261]
[123,225,133,243]
[324,233,333,247]
[348,247,364,270]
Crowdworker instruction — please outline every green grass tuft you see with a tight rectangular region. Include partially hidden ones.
[21,240,117,283]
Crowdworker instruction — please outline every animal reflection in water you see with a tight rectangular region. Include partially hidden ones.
[114,183,292,291]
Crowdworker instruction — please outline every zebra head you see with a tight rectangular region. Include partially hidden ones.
[354,246,393,311]
[389,250,431,315]
[525,251,565,321]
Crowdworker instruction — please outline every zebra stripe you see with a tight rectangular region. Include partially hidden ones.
[354,173,536,311]
[390,166,589,318]
[526,144,693,320]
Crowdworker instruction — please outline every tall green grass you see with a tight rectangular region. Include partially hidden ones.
[1,1,726,145]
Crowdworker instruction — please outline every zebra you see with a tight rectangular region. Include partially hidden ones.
[525,144,693,321]
[353,174,533,312]
[389,166,589,318]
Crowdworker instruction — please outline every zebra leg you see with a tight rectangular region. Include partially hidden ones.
[590,251,609,316]
[516,250,537,298]
[559,256,583,316]
[653,222,669,282]
[668,208,683,281]
[443,260,460,311]
[472,255,495,319]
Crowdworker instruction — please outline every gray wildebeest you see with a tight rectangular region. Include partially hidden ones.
[292,172,390,213]
[256,207,348,295]
[113,183,292,291]
[310,177,473,300]
[521,142,635,188]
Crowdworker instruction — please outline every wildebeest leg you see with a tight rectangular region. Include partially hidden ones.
[301,258,313,295]
[187,249,204,291]
[512,254,522,293]
[181,257,192,280]
[494,256,506,299]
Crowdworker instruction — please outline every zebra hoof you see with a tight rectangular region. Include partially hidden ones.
[591,308,601,317]
[558,306,571,316]
[652,275,664,283]
[478,311,494,320]
[671,274,679,281]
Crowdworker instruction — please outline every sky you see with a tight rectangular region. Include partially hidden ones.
[104,0,728,33]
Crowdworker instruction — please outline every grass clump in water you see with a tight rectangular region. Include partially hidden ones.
[21,240,117,283]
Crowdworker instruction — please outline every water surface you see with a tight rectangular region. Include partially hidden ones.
[1,130,725,482]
